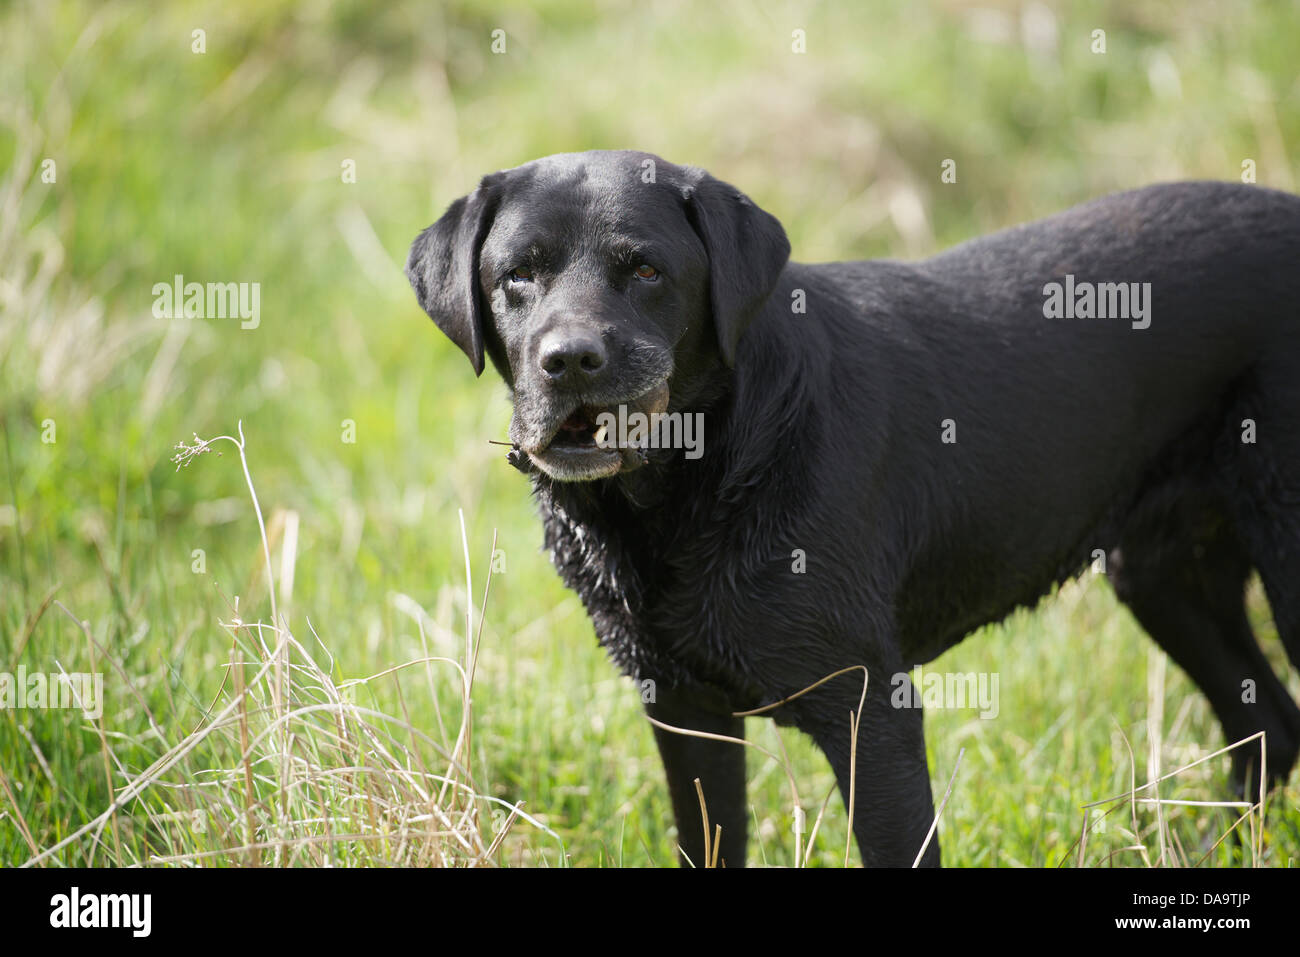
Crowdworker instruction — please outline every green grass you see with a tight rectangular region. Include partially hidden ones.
[1,0,1298,867]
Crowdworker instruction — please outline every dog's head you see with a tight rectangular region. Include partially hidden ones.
[405,150,790,481]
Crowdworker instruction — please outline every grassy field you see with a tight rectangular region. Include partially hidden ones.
[2,0,1298,867]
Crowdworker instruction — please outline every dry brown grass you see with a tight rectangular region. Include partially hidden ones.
[9,422,559,867]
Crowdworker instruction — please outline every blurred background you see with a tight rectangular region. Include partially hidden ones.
[2,0,1297,867]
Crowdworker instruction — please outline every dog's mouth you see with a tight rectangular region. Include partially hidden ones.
[547,406,612,453]
[521,382,671,481]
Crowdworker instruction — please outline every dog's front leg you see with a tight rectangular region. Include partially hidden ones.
[645,686,747,868]
[792,671,939,867]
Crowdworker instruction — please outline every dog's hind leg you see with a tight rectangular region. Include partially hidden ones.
[1223,372,1300,678]
[1107,494,1300,797]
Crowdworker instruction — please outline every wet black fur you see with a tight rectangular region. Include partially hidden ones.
[408,150,1300,867]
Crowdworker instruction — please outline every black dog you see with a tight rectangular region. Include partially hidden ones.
[406,150,1300,867]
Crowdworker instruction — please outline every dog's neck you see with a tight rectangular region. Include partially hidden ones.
[526,324,824,686]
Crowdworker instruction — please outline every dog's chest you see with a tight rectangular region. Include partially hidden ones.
[537,485,765,701]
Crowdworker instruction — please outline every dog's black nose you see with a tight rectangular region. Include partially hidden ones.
[538,328,607,386]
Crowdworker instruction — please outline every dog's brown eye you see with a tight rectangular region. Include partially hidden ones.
[634,264,658,281]
[510,266,533,282]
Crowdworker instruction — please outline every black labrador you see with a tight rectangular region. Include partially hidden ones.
[406,150,1300,867]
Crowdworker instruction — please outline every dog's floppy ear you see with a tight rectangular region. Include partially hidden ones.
[683,171,791,367]
[405,175,503,376]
